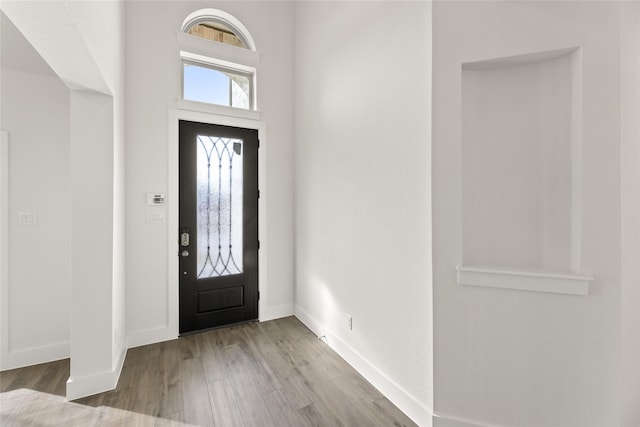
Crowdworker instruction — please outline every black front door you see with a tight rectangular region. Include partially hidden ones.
[179,120,258,334]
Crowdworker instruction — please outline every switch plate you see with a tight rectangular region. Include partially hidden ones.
[18,212,37,226]
[346,314,353,331]
[147,211,165,224]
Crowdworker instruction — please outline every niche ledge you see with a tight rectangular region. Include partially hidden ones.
[457,266,592,296]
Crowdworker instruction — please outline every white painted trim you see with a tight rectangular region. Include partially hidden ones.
[1,342,69,371]
[168,108,267,335]
[176,99,260,121]
[294,305,433,427]
[167,110,181,341]
[457,266,592,296]
[177,32,260,69]
[433,413,489,427]
[259,304,294,323]
[569,48,583,273]
[0,131,8,370]
[180,51,257,76]
[66,346,126,401]
[126,326,177,350]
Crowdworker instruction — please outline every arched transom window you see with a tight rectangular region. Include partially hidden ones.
[180,9,257,110]
[186,21,246,49]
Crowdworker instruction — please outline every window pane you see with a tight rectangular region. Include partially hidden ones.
[186,22,246,49]
[196,135,244,278]
[231,76,250,109]
[183,62,252,109]
[183,63,229,105]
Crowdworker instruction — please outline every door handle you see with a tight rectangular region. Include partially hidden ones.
[180,228,190,246]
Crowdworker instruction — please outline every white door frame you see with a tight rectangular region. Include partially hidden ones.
[167,108,267,337]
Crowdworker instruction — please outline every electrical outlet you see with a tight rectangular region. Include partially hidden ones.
[346,314,353,331]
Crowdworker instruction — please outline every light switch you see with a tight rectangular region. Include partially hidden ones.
[18,212,37,226]
[146,211,165,224]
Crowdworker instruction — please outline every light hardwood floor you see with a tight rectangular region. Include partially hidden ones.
[1,316,417,426]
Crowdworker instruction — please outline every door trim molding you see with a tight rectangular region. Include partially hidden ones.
[168,109,267,339]
[1,130,9,369]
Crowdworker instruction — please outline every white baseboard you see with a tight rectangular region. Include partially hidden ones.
[433,414,488,427]
[294,305,433,427]
[125,304,293,350]
[260,303,294,322]
[66,345,127,401]
[0,341,69,371]
[125,325,177,350]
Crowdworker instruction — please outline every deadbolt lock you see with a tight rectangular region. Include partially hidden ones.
[180,228,190,247]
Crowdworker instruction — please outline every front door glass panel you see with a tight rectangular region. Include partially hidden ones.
[196,135,243,278]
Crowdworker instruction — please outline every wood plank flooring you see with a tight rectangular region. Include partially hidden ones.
[0,316,417,426]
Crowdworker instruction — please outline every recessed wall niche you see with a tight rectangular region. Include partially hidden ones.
[459,47,592,295]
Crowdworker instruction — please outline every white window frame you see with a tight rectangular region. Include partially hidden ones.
[181,52,256,111]
[177,29,260,116]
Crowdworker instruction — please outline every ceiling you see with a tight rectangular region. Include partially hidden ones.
[1,11,56,76]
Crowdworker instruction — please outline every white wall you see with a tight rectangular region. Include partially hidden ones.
[124,1,295,344]
[1,0,127,399]
[65,0,128,372]
[0,68,70,369]
[62,1,127,398]
[293,2,432,425]
[2,2,635,423]
[620,1,640,425]
[432,2,631,426]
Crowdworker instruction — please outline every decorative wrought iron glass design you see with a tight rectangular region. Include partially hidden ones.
[197,135,243,278]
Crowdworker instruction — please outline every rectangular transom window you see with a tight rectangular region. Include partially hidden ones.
[182,59,253,110]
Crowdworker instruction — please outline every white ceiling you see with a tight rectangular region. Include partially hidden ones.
[1,11,56,76]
